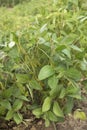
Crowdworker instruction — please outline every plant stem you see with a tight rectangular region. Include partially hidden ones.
[52,122,57,130]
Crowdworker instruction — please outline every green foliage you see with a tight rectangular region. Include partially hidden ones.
[38,65,55,80]
[0,0,29,7]
[53,101,64,117]
[42,97,52,112]
[0,0,87,126]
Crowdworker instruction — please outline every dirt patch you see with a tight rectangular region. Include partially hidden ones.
[56,116,87,130]
[11,117,87,130]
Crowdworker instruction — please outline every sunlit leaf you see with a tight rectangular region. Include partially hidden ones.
[38,65,55,80]
[42,97,51,112]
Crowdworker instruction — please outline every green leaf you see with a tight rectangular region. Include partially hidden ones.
[80,59,87,71]
[53,101,64,117]
[69,94,81,99]
[0,106,6,116]
[64,97,74,114]
[13,112,23,124]
[40,23,47,33]
[61,34,76,45]
[13,99,23,111]
[74,110,87,120]
[30,80,42,90]
[81,61,87,71]
[81,79,87,91]
[59,88,66,99]
[62,49,71,59]
[47,111,58,122]
[17,95,29,101]
[50,85,62,98]
[71,45,83,52]
[0,51,6,60]
[48,75,58,89]
[66,85,81,99]
[80,16,87,22]
[16,83,25,94]
[69,0,78,5]
[5,109,14,120]
[45,119,50,127]
[42,97,51,112]
[16,74,29,83]
[32,108,42,118]
[38,65,55,80]
[2,87,13,98]
[56,45,66,52]
[27,85,33,100]
[65,68,82,81]
[0,100,11,110]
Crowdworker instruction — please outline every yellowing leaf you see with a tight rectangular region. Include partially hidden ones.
[74,110,87,120]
